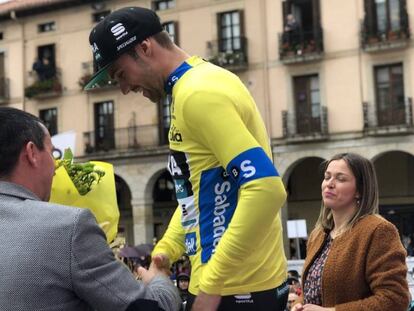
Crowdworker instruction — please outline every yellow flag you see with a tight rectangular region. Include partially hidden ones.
[49,161,119,243]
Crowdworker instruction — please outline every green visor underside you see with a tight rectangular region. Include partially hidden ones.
[83,64,117,91]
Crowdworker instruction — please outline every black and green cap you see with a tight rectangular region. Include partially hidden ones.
[84,7,163,90]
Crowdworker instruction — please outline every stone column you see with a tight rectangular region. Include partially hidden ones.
[132,198,154,244]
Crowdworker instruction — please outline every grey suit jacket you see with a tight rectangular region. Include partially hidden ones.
[0,181,181,311]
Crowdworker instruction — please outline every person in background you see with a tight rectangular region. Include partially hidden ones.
[0,107,181,311]
[177,272,190,303]
[287,276,302,297]
[84,6,288,311]
[286,289,300,311]
[283,14,301,50]
[287,270,300,280]
[406,234,414,257]
[293,153,410,311]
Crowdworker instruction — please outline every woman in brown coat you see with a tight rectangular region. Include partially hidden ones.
[293,153,410,311]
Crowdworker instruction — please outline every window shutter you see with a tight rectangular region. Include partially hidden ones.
[238,9,245,37]
[282,0,290,27]
[174,21,180,45]
[364,0,376,35]
[216,12,223,52]
[312,0,322,39]
[400,0,408,32]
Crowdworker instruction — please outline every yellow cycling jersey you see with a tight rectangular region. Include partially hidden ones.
[153,56,287,296]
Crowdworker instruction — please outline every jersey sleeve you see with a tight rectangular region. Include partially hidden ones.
[152,206,186,264]
[182,90,287,294]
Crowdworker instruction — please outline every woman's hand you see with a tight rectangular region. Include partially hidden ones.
[291,303,304,311]
[302,305,335,311]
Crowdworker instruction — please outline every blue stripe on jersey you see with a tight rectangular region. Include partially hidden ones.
[199,167,238,264]
[226,147,279,187]
[164,61,192,95]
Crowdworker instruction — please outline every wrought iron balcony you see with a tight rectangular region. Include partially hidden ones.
[361,12,410,52]
[0,77,10,104]
[363,98,413,135]
[25,67,62,99]
[79,61,118,91]
[207,36,248,72]
[83,124,162,154]
[279,27,324,64]
[282,106,328,142]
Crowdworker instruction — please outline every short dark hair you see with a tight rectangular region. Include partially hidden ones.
[152,31,174,49]
[288,270,300,279]
[0,107,46,177]
[125,31,174,60]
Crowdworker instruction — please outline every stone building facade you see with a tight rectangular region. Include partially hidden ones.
[0,0,413,257]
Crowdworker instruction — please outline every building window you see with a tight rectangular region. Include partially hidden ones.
[159,95,172,144]
[39,108,58,136]
[375,0,401,33]
[38,21,56,33]
[218,10,243,52]
[363,0,409,39]
[0,32,3,40]
[32,44,56,81]
[282,0,321,34]
[281,0,323,55]
[374,63,405,126]
[293,74,321,134]
[152,0,175,11]
[94,101,115,151]
[163,21,178,44]
[92,10,110,23]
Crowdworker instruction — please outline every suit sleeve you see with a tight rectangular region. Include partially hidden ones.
[152,206,187,264]
[70,208,181,311]
[335,222,410,311]
[182,90,287,294]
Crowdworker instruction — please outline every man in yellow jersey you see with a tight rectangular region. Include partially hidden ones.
[85,7,288,311]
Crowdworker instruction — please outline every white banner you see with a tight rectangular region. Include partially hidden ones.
[51,131,76,159]
[287,219,308,239]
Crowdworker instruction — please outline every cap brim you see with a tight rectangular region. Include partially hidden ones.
[83,63,113,91]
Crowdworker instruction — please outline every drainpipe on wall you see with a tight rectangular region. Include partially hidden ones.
[10,10,26,111]
[259,0,273,138]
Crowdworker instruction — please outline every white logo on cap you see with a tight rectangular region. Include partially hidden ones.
[91,42,99,53]
[111,23,125,36]
[111,23,128,40]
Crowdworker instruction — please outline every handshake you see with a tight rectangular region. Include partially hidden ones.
[133,254,183,311]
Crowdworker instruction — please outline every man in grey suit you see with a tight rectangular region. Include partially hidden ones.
[0,107,181,311]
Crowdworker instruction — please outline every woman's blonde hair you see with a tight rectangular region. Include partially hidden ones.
[315,152,379,232]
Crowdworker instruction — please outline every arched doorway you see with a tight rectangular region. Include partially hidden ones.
[115,175,134,245]
[285,156,325,259]
[374,151,414,242]
[152,170,177,242]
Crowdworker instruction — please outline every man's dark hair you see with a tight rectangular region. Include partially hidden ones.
[152,31,174,49]
[288,269,300,279]
[0,107,45,177]
[126,31,174,60]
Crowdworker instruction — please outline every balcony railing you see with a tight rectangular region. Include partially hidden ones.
[282,106,328,142]
[207,36,248,72]
[83,124,162,154]
[25,67,62,99]
[361,13,410,52]
[279,27,324,64]
[79,61,118,91]
[363,98,413,135]
[0,77,10,104]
